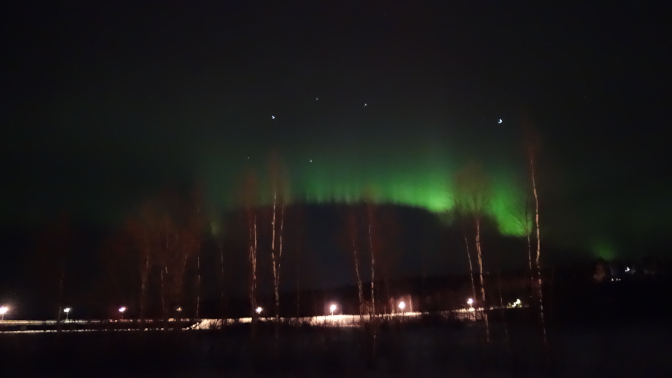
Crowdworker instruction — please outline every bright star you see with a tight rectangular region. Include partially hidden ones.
[271,115,275,119]
[364,103,367,107]
[498,119,502,124]
[309,159,312,163]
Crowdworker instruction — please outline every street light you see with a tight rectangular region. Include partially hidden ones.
[330,304,337,316]
[118,306,126,319]
[64,307,71,322]
[0,306,8,321]
[398,301,406,312]
[255,306,263,315]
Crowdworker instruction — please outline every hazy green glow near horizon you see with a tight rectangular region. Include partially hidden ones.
[206,147,531,237]
[592,237,617,260]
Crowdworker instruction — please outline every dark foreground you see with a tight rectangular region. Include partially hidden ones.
[1,311,671,377]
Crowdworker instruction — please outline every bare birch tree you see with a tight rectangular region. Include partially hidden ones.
[243,171,259,321]
[463,235,477,311]
[345,207,365,315]
[123,192,202,325]
[249,211,258,316]
[528,143,547,345]
[269,156,287,322]
[454,161,492,342]
[509,196,534,289]
[366,200,377,316]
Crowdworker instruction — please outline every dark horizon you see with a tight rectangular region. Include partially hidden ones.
[0,200,665,321]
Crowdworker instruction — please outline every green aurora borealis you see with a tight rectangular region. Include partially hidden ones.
[203,140,531,237]
[4,0,672,314]
[4,0,670,269]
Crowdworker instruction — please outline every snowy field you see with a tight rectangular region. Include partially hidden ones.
[2,307,670,377]
[0,308,489,333]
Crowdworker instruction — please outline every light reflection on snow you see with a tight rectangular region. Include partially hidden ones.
[0,306,525,334]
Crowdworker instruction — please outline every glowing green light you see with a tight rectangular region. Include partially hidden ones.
[204,144,530,237]
[592,237,617,260]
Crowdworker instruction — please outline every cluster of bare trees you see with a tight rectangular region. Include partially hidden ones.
[343,202,378,316]
[342,199,402,317]
[85,144,545,340]
[242,156,289,326]
[452,136,545,344]
[119,191,203,323]
[454,161,492,341]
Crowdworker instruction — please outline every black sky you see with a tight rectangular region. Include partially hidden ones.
[1,1,671,261]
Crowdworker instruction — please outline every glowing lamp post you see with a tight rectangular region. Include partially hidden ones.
[255,306,263,315]
[118,306,126,320]
[467,298,474,310]
[0,306,8,321]
[398,301,406,313]
[330,304,337,316]
[63,307,71,322]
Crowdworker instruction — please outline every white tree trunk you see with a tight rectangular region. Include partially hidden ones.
[275,200,284,321]
[195,254,201,318]
[249,213,258,318]
[527,234,533,272]
[368,206,376,316]
[530,151,547,345]
[352,238,364,316]
[270,182,284,321]
[525,202,535,293]
[475,217,489,342]
[271,184,277,293]
[464,235,477,307]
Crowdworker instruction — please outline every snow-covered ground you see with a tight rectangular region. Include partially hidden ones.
[190,311,426,330]
[0,307,503,334]
[189,307,498,329]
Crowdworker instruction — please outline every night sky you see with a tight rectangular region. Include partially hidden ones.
[1,1,670,272]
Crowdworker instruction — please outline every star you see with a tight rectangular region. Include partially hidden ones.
[498,119,503,124]
[364,103,367,107]
[316,97,319,101]
[309,159,312,163]
[271,115,275,119]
